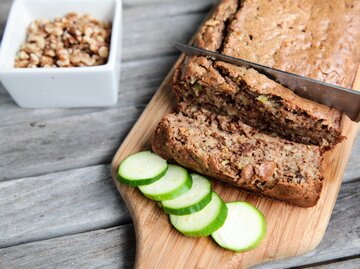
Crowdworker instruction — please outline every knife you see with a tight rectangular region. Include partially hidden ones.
[173,41,360,122]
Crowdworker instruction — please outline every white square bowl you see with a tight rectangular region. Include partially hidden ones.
[0,0,122,108]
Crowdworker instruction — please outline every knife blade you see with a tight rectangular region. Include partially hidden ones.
[174,41,360,122]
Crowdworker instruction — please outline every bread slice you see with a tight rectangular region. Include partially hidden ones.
[152,103,323,207]
[173,58,343,149]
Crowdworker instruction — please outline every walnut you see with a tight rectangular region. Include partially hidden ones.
[40,56,54,67]
[92,54,106,65]
[14,12,111,68]
[255,161,277,179]
[22,43,39,54]
[45,23,63,36]
[28,34,46,49]
[98,46,109,58]
[84,27,93,37]
[80,53,95,66]
[29,53,40,65]
[44,49,56,57]
[69,50,83,65]
[15,60,30,68]
[241,165,254,181]
[18,51,29,60]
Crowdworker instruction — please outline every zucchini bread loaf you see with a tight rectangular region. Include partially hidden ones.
[152,103,323,207]
[173,0,360,149]
[152,0,360,206]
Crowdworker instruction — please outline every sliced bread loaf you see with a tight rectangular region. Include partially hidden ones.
[173,58,343,149]
[152,103,323,207]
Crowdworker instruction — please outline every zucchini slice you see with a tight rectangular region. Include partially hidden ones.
[169,192,228,237]
[211,202,266,252]
[118,151,168,186]
[139,164,192,201]
[162,173,212,215]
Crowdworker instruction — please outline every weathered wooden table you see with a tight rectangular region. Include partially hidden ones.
[0,0,359,268]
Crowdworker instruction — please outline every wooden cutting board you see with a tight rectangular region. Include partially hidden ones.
[111,11,360,269]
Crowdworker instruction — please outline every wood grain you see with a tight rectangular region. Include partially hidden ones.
[0,0,12,40]
[122,12,207,62]
[0,165,131,248]
[308,258,360,269]
[123,0,216,5]
[0,107,142,181]
[123,0,215,22]
[110,18,360,269]
[0,225,136,269]
[343,135,360,181]
[1,178,359,269]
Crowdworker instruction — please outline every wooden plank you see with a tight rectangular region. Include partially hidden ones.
[123,0,215,5]
[0,106,142,181]
[0,165,131,248]
[122,12,207,61]
[344,135,360,182]
[1,179,359,269]
[308,258,360,269]
[0,225,136,269]
[0,0,215,27]
[123,0,215,22]
[0,0,12,40]
[121,0,215,61]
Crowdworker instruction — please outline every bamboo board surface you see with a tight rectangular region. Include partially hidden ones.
[111,10,360,269]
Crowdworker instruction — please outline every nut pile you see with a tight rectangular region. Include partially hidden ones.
[14,13,111,68]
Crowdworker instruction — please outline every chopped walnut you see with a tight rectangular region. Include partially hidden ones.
[40,56,54,67]
[241,165,254,181]
[18,51,29,60]
[14,12,111,68]
[255,161,277,179]
[98,46,109,58]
